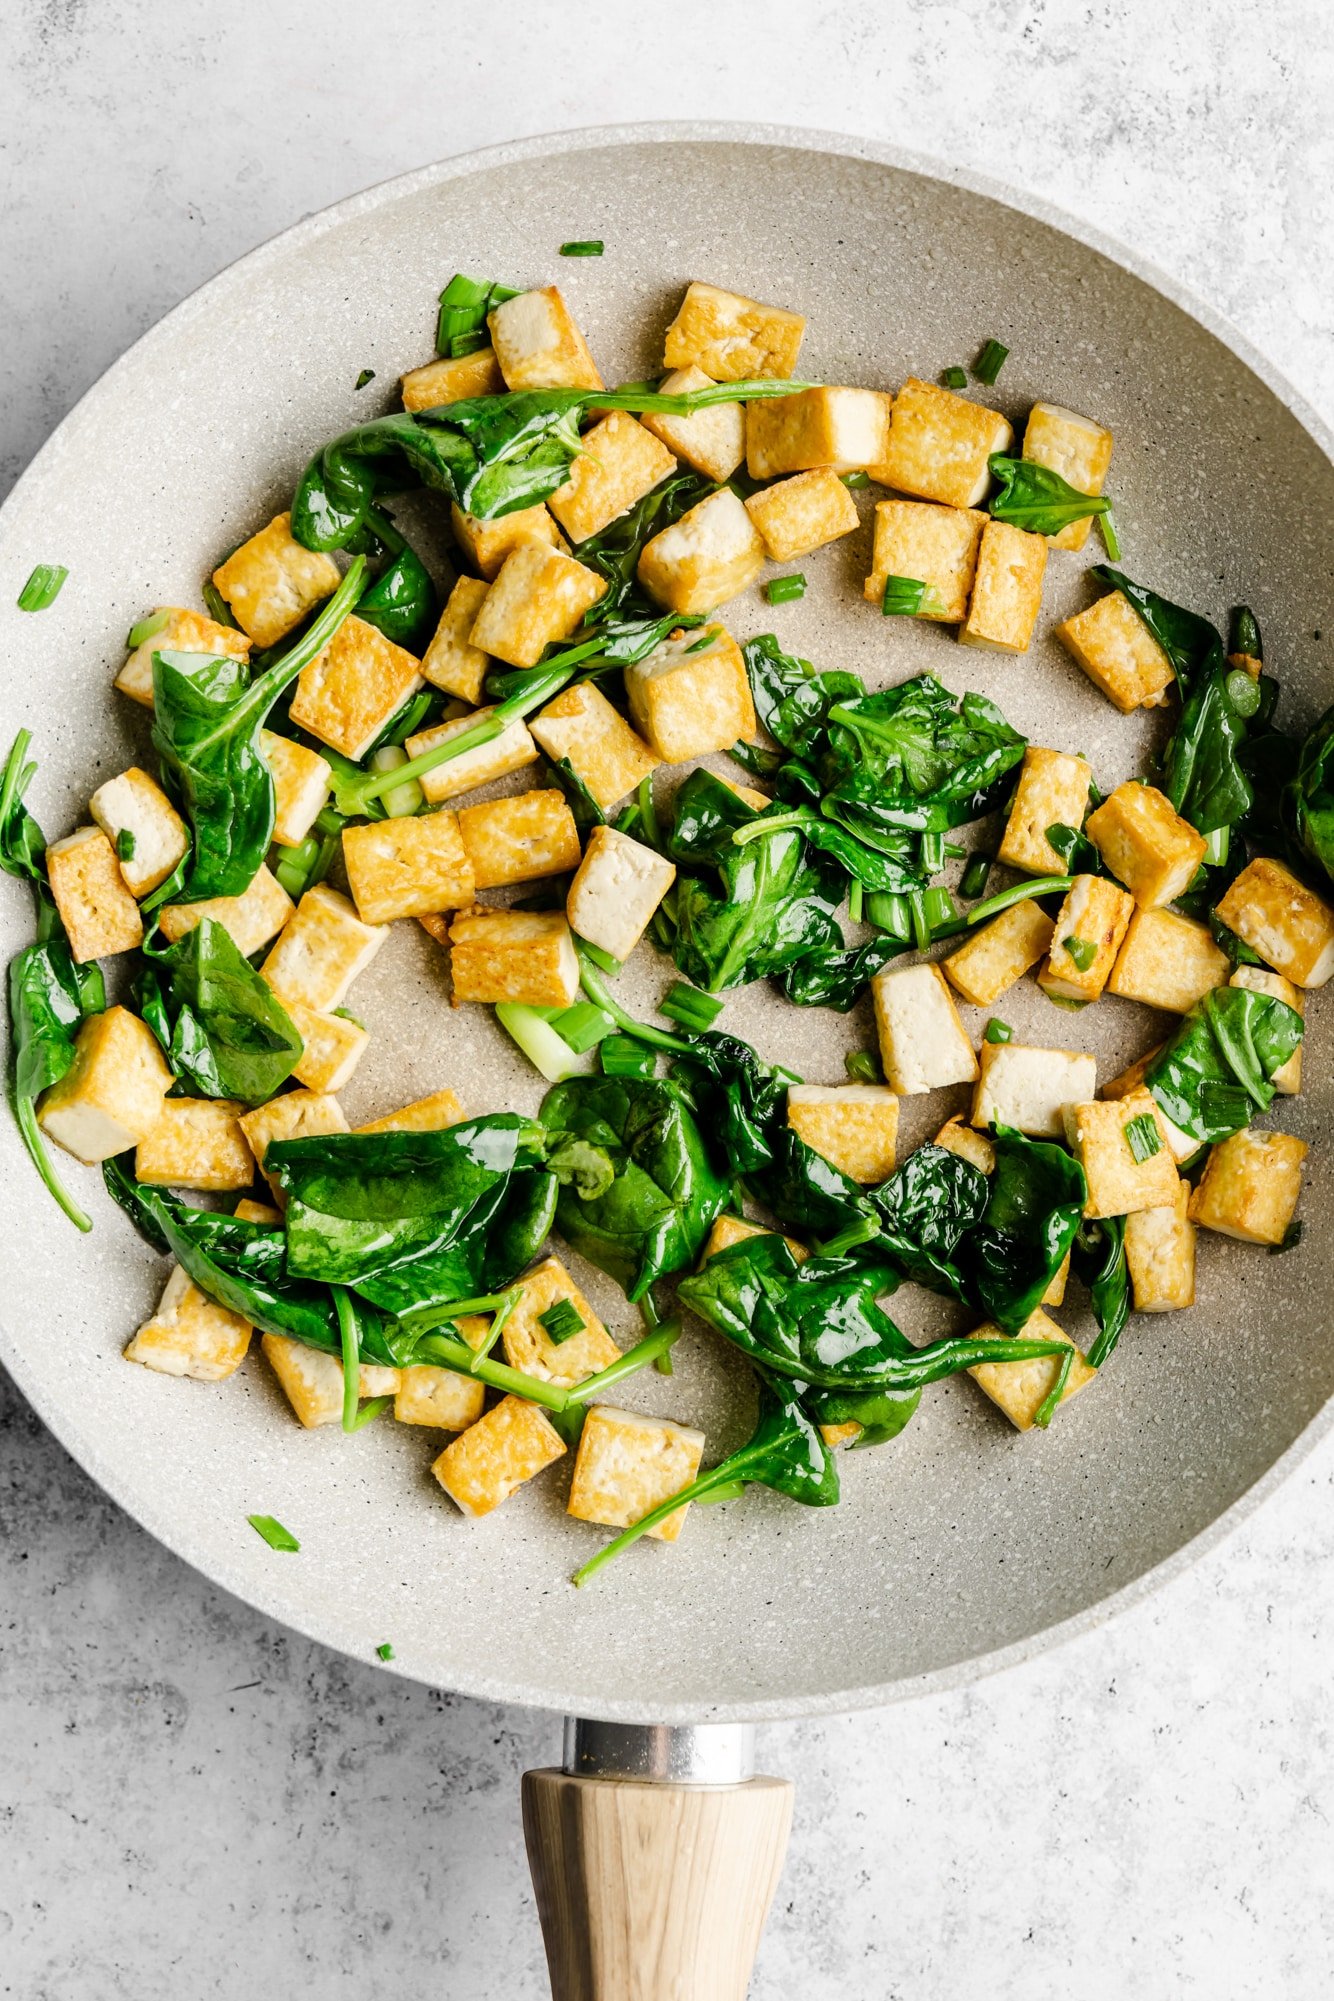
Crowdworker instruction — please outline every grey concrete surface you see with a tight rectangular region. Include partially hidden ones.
[2,3,1333,1995]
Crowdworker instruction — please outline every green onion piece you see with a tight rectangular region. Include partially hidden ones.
[355,368,376,391]
[636,773,662,850]
[248,1514,300,1552]
[965,875,1074,927]
[126,608,170,650]
[539,1299,586,1344]
[1124,1113,1163,1163]
[1032,1347,1074,1429]
[1045,992,1090,1013]
[880,573,945,617]
[1224,668,1262,718]
[559,240,604,257]
[848,879,864,924]
[923,886,958,935]
[495,1001,582,1083]
[866,891,910,939]
[550,1000,615,1053]
[765,574,807,605]
[202,580,241,630]
[942,366,969,390]
[376,1642,395,1660]
[1204,825,1230,869]
[845,1048,883,1084]
[17,564,68,612]
[661,981,723,1032]
[577,949,694,1054]
[116,828,137,863]
[681,632,717,654]
[1228,605,1263,666]
[984,1018,1013,1045]
[841,470,871,489]
[973,339,1009,385]
[1269,1219,1303,1256]
[436,274,519,358]
[1062,934,1097,973]
[1099,510,1122,562]
[959,852,993,900]
[920,829,946,875]
[600,1034,657,1078]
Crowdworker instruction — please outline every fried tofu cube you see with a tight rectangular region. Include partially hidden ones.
[431,1394,567,1517]
[567,826,676,961]
[88,767,188,899]
[1056,591,1175,713]
[863,500,986,622]
[259,731,332,848]
[662,281,805,381]
[135,1097,254,1191]
[934,1117,996,1175]
[998,746,1094,878]
[1230,965,1303,1092]
[46,827,143,960]
[1215,857,1334,988]
[239,1090,348,1200]
[125,1265,252,1381]
[636,489,766,616]
[357,1088,464,1134]
[547,410,677,545]
[456,788,582,890]
[972,1043,1097,1138]
[968,1308,1097,1431]
[1100,1049,1196,1164]
[259,884,387,1012]
[1021,404,1114,551]
[872,962,978,1095]
[467,542,606,670]
[745,388,892,481]
[212,513,342,649]
[530,680,658,810]
[116,606,250,707]
[874,378,1013,509]
[420,577,493,704]
[1187,1128,1307,1245]
[623,624,757,761]
[1042,1253,1071,1308]
[943,899,1055,1007]
[450,500,564,581]
[567,1405,706,1543]
[393,1362,486,1431]
[449,908,580,1007]
[1124,1181,1195,1311]
[234,1197,281,1224]
[488,285,603,392]
[744,467,860,561]
[286,1002,369,1094]
[406,706,539,806]
[1038,874,1135,1003]
[287,614,424,761]
[1063,1089,1180,1218]
[38,1007,174,1163]
[501,1255,622,1387]
[639,364,747,482]
[158,865,294,960]
[1108,908,1229,1013]
[261,1331,399,1429]
[786,1083,899,1183]
[342,810,474,924]
[1086,782,1207,910]
[959,520,1048,654]
[701,1214,809,1263]
[401,346,503,412]
[719,777,771,812]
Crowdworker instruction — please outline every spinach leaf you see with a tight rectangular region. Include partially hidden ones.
[987,455,1111,536]
[805,1382,923,1449]
[868,1143,989,1295]
[1287,701,1334,885]
[353,511,438,652]
[1072,1216,1130,1369]
[576,469,715,617]
[747,1126,877,1247]
[1145,985,1304,1145]
[820,681,1026,845]
[959,1125,1087,1335]
[670,1030,792,1177]
[774,934,906,1010]
[139,918,302,1104]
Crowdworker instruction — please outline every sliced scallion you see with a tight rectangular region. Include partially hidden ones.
[495,1001,582,1083]
[354,368,376,391]
[559,240,604,257]
[1062,934,1097,973]
[844,1048,883,1084]
[661,981,723,1033]
[1124,1113,1162,1163]
[539,1299,586,1344]
[973,339,1009,385]
[959,851,993,900]
[942,366,969,390]
[765,574,807,605]
[984,1018,1013,1045]
[17,564,68,612]
[248,1514,300,1552]
[599,1034,657,1078]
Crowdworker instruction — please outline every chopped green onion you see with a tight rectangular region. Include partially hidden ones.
[765,574,807,605]
[495,1001,582,1082]
[355,368,376,391]
[984,1018,1013,1045]
[248,1514,300,1552]
[881,573,945,618]
[369,744,424,818]
[959,852,993,900]
[844,1048,883,1084]
[1228,605,1263,667]
[841,470,871,489]
[436,274,519,358]
[600,1034,657,1078]
[1204,826,1230,869]
[908,890,932,954]
[1224,668,1262,718]
[1269,1219,1303,1256]
[376,1642,395,1661]
[661,981,724,1033]
[332,1007,365,1029]
[1124,1113,1162,1163]
[848,879,864,924]
[539,1298,586,1344]
[867,891,909,939]
[923,886,958,935]
[1062,934,1097,973]
[550,1000,616,1053]
[1099,510,1122,562]
[116,829,137,863]
[680,631,717,655]
[973,339,1009,385]
[920,829,947,875]
[17,564,68,612]
[965,875,1074,927]
[1032,1347,1074,1428]
[636,773,662,851]
[942,366,969,390]
[126,609,170,650]
[560,240,604,257]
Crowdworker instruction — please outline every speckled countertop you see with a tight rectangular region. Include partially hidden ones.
[3,4,1333,1995]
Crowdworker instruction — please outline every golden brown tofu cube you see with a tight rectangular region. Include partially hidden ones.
[1099,1048,1196,1165]
[420,577,493,704]
[1108,908,1230,1014]
[1187,1128,1306,1245]
[567,825,676,963]
[873,378,1013,509]
[959,520,1048,654]
[1021,403,1114,551]
[942,899,1055,1007]
[450,500,564,580]
[998,746,1094,878]
[636,488,765,616]
[259,731,333,849]
[1086,782,1207,910]
[88,767,188,899]
[623,624,757,761]
[467,541,606,669]
[234,1197,281,1224]
[872,963,978,1095]
[530,680,658,810]
[261,1331,398,1429]
[158,865,294,961]
[972,1043,1098,1139]
[547,410,677,545]
[1124,1181,1195,1311]
[431,1394,567,1517]
[124,1265,252,1382]
[357,1088,464,1135]
[489,285,603,392]
[639,364,747,482]
[567,1405,706,1543]
[745,387,892,481]
[968,1307,1097,1432]
[342,810,474,924]
[38,1007,174,1164]
[406,706,539,806]
[1230,965,1303,1092]
[863,499,986,623]
[1056,591,1174,713]
[116,606,250,707]
[239,1090,348,1201]
[287,613,423,761]
[393,1362,486,1430]
[1041,1253,1072,1309]
[286,1002,369,1095]
[701,1214,809,1264]
[456,788,582,890]
[401,346,503,412]
[449,908,580,1007]
[1063,1089,1180,1218]
[745,467,860,561]
[212,513,341,649]
[135,1097,254,1192]
[260,883,387,1013]
[1038,874,1135,1003]
[1215,857,1334,988]
[933,1117,996,1175]
[501,1255,622,1387]
[785,1084,899,1183]
[45,827,143,961]
[662,281,805,381]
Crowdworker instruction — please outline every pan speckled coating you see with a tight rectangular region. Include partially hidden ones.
[1,126,1331,1724]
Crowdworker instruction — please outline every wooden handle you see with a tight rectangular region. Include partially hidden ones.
[522,1769,793,2001]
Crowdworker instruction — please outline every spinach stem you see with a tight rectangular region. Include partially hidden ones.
[414,1332,571,1411]
[14,1093,92,1232]
[564,1320,682,1407]
[963,875,1074,927]
[335,1286,361,1433]
[576,950,695,1054]
[1033,1346,1075,1428]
